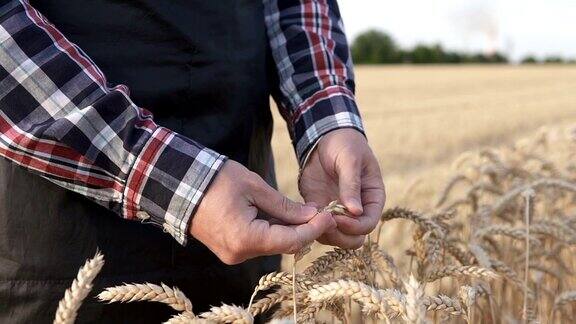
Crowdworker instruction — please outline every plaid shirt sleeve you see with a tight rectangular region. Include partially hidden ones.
[0,0,226,245]
[264,0,365,167]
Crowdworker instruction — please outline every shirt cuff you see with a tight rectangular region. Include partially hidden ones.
[122,127,226,245]
[292,85,365,167]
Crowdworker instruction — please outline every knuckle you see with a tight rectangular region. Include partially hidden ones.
[220,252,245,265]
[244,171,262,189]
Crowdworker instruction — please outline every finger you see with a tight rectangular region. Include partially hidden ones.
[337,157,363,216]
[251,178,318,225]
[361,160,386,220]
[332,214,378,236]
[317,229,366,249]
[335,176,385,235]
[254,211,336,256]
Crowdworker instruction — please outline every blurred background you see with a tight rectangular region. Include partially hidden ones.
[271,0,576,212]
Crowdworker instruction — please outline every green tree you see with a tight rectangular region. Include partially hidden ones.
[521,56,538,64]
[409,44,445,64]
[544,56,564,64]
[351,30,400,64]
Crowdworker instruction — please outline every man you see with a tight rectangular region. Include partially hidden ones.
[0,0,385,322]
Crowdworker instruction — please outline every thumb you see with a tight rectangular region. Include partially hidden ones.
[258,211,336,255]
[337,157,363,215]
[252,178,318,224]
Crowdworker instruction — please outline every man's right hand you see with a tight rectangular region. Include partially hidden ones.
[189,160,336,265]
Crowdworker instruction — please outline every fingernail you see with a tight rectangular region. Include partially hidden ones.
[348,198,363,215]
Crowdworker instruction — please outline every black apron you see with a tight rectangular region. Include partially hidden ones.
[0,1,280,322]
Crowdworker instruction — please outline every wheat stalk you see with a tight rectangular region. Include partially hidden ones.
[54,251,104,324]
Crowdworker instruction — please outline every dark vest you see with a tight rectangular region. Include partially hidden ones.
[0,1,279,322]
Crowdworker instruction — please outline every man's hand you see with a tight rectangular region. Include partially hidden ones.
[299,129,386,249]
[190,160,336,265]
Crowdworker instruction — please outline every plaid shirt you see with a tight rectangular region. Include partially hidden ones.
[0,0,363,244]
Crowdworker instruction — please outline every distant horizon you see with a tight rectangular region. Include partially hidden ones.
[339,0,575,62]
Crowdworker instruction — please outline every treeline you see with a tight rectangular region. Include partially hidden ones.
[352,30,574,65]
[520,56,576,64]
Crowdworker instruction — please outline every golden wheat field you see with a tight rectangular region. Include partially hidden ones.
[272,65,576,209]
[55,66,576,324]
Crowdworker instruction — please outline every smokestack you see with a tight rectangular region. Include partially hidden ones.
[453,5,499,56]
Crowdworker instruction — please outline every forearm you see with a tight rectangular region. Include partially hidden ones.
[0,0,225,244]
[264,0,365,166]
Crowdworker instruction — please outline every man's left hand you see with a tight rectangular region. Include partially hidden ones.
[299,128,386,249]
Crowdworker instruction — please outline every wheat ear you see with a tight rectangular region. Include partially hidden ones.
[98,282,193,314]
[423,295,465,316]
[163,313,206,324]
[404,275,426,324]
[474,224,541,247]
[200,304,253,324]
[250,289,291,316]
[381,208,446,238]
[369,246,401,287]
[425,265,498,282]
[54,251,105,324]
[307,279,405,319]
[303,248,360,278]
[553,291,576,309]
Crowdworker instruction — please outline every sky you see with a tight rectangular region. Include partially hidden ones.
[338,0,576,61]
